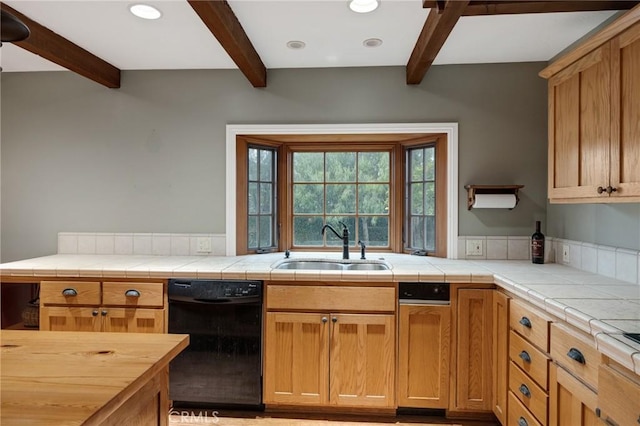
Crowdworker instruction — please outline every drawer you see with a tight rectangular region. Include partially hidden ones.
[266,285,395,312]
[509,362,548,425]
[102,282,164,307]
[598,364,640,426]
[550,323,599,390]
[508,391,543,426]
[510,330,550,390]
[40,281,101,305]
[510,298,552,352]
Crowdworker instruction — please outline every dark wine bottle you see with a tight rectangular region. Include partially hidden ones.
[531,221,545,264]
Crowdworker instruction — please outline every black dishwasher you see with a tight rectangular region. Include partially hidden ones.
[168,279,263,409]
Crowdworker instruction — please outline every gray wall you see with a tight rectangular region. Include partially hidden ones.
[1,63,549,262]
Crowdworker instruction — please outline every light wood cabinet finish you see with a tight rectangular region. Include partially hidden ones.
[398,303,450,408]
[40,306,101,332]
[40,281,101,305]
[509,330,550,390]
[266,285,395,312]
[454,288,492,411]
[509,362,548,425]
[510,298,552,352]
[548,363,599,426]
[102,308,165,333]
[492,291,509,424]
[509,391,543,426]
[549,323,599,390]
[597,364,640,426]
[544,18,640,203]
[102,282,164,307]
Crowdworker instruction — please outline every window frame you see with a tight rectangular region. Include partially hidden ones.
[236,133,448,257]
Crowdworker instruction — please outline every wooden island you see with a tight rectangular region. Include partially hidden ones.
[0,330,188,425]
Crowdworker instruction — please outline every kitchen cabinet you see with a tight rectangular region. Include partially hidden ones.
[543,19,640,203]
[492,291,509,424]
[39,280,165,333]
[548,363,599,426]
[597,363,640,426]
[452,288,493,412]
[263,284,396,409]
[398,303,450,408]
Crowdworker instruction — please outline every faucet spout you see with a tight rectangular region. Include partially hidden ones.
[321,223,350,260]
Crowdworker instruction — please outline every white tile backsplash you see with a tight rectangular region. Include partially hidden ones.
[616,249,638,284]
[507,237,530,260]
[486,237,507,260]
[597,245,617,279]
[61,232,226,256]
[581,243,598,274]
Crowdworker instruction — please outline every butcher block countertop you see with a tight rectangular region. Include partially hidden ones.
[0,330,189,425]
[1,252,639,375]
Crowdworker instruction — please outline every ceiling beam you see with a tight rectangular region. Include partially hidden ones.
[423,1,639,16]
[188,0,266,88]
[407,0,469,85]
[0,3,120,88]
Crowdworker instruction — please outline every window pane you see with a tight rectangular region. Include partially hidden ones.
[259,149,273,181]
[248,148,258,181]
[260,183,272,214]
[410,216,425,249]
[324,217,355,247]
[424,182,435,216]
[410,149,424,182]
[425,146,435,181]
[326,184,356,214]
[425,215,435,252]
[248,182,258,214]
[259,216,272,247]
[358,152,389,182]
[358,217,388,247]
[293,152,324,182]
[293,184,323,214]
[293,216,323,246]
[358,184,389,214]
[410,183,424,215]
[248,216,258,248]
[326,152,356,182]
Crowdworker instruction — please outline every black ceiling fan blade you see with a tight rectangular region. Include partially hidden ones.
[1,9,30,42]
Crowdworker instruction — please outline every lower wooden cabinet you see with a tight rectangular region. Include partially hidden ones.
[453,288,493,412]
[40,306,164,333]
[398,303,450,408]
[548,363,599,426]
[597,364,640,426]
[264,311,395,408]
[492,291,510,424]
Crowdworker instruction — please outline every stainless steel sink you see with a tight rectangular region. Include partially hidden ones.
[273,259,390,271]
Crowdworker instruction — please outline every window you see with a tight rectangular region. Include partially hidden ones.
[236,134,447,257]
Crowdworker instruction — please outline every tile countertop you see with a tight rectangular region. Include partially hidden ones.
[1,252,639,375]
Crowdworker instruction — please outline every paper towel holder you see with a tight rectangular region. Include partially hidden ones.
[464,184,524,210]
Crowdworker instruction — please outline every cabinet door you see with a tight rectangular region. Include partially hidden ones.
[548,44,612,201]
[264,312,329,406]
[455,289,493,411]
[330,313,395,408]
[492,291,510,424]
[398,304,450,408]
[40,306,101,332]
[610,21,640,199]
[549,363,599,426]
[102,308,164,333]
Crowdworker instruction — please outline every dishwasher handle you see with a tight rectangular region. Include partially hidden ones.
[169,295,261,305]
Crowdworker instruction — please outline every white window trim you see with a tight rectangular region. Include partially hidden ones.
[226,123,459,258]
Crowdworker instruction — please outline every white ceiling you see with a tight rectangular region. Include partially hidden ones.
[0,0,619,73]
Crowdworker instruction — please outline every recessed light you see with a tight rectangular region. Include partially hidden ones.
[129,4,162,20]
[363,38,383,48]
[349,0,379,13]
[286,40,306,50]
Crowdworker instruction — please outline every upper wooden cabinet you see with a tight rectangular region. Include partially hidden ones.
[542,10,640,203]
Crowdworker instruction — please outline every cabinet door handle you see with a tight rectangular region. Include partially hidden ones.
[604,418,619,426]
[101,310,108,316]
[125,289,141,297]
[518,416,528,426]
[519,350,531,363]
[321,317,328,323]
[519,316,532,328]
[92,310,99,317]
[332,317,338,323]
[597,186,606,194]
[62,288,78,297]
[519,383,531,398]
[607,186,618,194]
[567,347,586,364]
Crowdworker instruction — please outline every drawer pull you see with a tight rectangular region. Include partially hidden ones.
[518,416,528,426]
[125,289,141,297]
[519,383,531,398]
[519,316,532,328]
[321,317,328,323]
[92,310,99,317]
[101,310,108,316]
[567,347,586,364]
[604,418,619,426]
[518,350,531,363]
[62,288,78,297]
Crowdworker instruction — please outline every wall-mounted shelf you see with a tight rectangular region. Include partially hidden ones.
[464,185,524,210]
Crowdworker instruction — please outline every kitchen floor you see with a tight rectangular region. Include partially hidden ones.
[169,412,498,425]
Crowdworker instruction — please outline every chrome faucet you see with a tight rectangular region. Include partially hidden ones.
[321,222,350,259]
